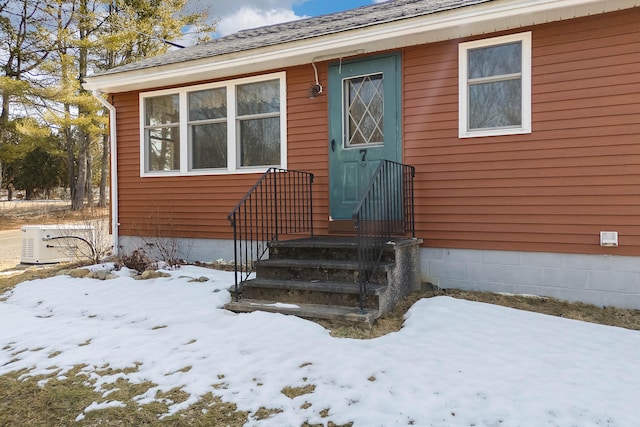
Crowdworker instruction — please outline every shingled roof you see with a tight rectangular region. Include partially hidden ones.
[95,0,492,77]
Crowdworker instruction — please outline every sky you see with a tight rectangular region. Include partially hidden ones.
[1,263,639,425]
[207,0,388,36]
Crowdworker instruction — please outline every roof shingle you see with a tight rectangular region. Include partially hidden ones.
[95,0,491,76]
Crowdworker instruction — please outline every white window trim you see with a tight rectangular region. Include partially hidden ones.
[458,32,531,138]
[139,71,287,177]
[341,72,386,149]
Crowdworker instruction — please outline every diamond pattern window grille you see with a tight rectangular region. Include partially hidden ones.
[345,73,384,146]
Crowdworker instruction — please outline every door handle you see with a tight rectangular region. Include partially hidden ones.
[331,139,336,152]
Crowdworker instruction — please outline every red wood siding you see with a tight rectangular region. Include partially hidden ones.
[112,66,331,240]
[113,92,263,240]
[112,8,640,256]
[286,65,331,235]
[404,8,640,255]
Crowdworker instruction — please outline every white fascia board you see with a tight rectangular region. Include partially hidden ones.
[83,0,639,94]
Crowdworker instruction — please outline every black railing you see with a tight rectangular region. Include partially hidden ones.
[227,168,314,301]
[352,160,415,310]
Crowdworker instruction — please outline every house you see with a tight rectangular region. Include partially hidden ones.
[83,0,640,311]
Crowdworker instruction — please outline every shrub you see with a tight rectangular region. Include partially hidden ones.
[114,248,157,274]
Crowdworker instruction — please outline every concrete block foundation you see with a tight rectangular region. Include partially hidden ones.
[421,248,640,309]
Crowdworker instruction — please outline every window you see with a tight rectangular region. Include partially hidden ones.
[188,88,227,169]
[140,72,286,176]
[344,73,384,147]
[237,80,281,167]
[144,94,180,171]
[459,32,531,138]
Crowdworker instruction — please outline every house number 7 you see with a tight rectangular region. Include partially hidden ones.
[360,149,367,163]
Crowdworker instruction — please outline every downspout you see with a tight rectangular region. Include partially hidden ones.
[91,91,119,255]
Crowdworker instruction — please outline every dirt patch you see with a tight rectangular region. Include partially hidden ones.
[438,288,640,330]
[0,201,107,232]
[1,200,67,223]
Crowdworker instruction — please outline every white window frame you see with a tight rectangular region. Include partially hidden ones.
[139,72,287,176]
[342,72,385,149]
[458,32,532,138]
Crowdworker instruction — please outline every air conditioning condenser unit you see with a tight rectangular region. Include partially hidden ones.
[21,224,95,264]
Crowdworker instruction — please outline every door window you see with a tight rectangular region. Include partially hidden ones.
[344,73,384,147]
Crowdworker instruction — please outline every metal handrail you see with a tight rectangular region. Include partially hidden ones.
[227,168,314,301]
[352,160,415,310]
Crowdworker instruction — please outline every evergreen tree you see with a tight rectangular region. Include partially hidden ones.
[0,0,54,192]
[15,145,66,199]
[0,117,65,199]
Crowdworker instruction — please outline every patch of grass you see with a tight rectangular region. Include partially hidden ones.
[95,362,142,376]
[164,392,248,426]
[253,407,284,420]
[98,376,156,401]
[0,367,249,426]
[302,421,353,427]
[0,262,86,295]
[281,384,316,399]
[0,366,101,426]
[165,365,192,375]
[316,289,429,339]
[48,350,63,358]
[212,381,229,390]
[156,387,190,405]
[440,288,640,330]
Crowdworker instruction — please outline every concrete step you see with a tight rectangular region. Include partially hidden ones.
[241,278,385,310]
[255,258,391,284]
[226,236,422,325]
[224,299,380,326]
[269,236,395,262]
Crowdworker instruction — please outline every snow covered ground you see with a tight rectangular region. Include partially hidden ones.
[1,265,639,426]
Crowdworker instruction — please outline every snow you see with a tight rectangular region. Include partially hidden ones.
[75,401,126,421]
[1,265,639,426]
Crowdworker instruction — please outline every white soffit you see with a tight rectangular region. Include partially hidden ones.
[84,0,639,93]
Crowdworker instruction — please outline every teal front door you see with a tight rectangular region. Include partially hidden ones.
[328,54,401,220]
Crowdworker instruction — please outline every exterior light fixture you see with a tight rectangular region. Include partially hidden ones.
[309,61,323,98]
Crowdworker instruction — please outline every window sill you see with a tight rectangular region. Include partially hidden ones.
[459,127,531,139]
[140,166,280,178]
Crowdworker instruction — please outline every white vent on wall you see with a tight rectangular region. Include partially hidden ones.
[600,231,618,247]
